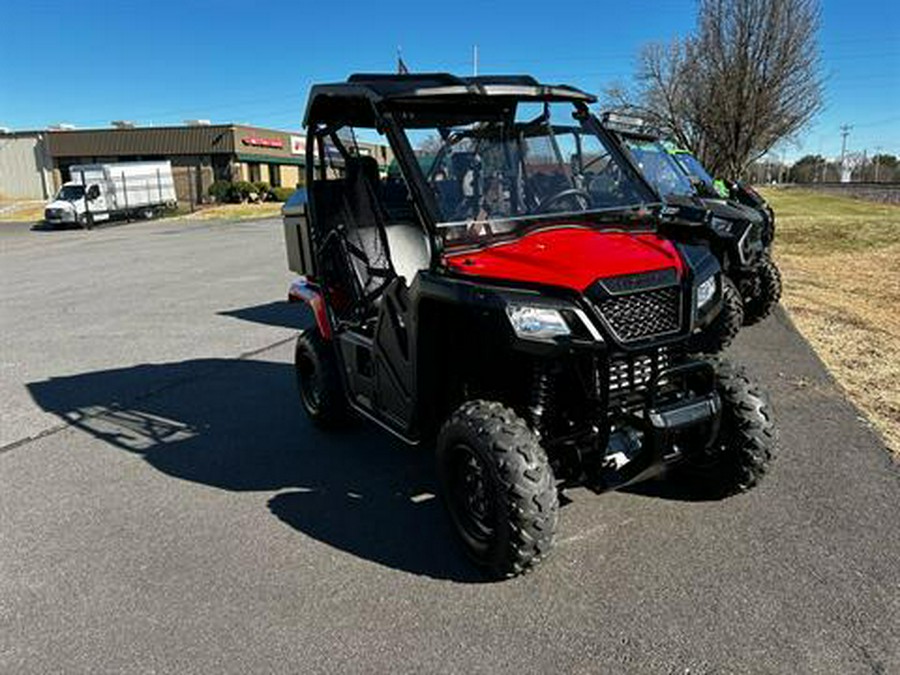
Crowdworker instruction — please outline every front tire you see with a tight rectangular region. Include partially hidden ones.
[689,275,743,354]
[294,329,347,428]
[674,358,776,497]
[436,400,558,579]
[742,256,782,325]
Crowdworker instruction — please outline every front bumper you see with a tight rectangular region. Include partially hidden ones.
[587,359,722,491]
[44,210,78,224]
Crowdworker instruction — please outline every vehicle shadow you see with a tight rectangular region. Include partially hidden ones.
[620,476,730,503]
[218,300,310,330]
[30,221,73,232]
[26,357,481,582]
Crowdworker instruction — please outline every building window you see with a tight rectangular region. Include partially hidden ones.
[247,163,261,183]
[268,164,281,187]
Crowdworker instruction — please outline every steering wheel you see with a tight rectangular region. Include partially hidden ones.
[536,187,592,214]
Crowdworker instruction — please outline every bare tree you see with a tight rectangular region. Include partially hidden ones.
[610,0,824,178]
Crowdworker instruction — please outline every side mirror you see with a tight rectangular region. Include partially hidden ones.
[87,185,100,200]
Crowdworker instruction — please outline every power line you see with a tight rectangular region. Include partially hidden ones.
[854,115,900,129]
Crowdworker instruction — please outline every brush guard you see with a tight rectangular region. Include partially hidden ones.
[586,360,721,492]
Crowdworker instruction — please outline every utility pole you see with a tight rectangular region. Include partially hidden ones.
[839,124,852,165]
[473,44,478,76]
[839,124,852,163]
[839,124,852,183]
[874,145,883,182]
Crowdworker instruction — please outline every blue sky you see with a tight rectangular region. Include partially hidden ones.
[1,0,897,161]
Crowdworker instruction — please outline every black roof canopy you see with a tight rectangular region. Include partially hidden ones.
[303,73,596,128]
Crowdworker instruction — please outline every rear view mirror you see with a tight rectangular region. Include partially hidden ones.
[87,185,100,200]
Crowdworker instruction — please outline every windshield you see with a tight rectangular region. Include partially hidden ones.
[672,152,716,189]
[401,102,654,246]
[621,138,695,200]
[57,184,85,201]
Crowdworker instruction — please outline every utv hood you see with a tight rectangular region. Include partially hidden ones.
[703,198,763,225]
[444,226,683,292]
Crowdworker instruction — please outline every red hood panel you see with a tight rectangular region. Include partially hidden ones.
[444,227,682,292]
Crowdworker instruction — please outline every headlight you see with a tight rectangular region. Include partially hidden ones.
[506,305,571,341]
[710,216,732,235]
[696,275,717,309]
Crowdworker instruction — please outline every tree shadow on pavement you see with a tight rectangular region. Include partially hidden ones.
[26,358,482,582]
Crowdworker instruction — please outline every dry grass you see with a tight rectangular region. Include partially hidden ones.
[0,200,45,223]
[761,187,900,455]
[175,202,283,221]
[0,200,284,224]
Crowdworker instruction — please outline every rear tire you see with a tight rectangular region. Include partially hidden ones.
[436,400,558,579]
[673,357,776,497]
[294,329,347,428]
[742,256,782,325]
[689,275,743,354]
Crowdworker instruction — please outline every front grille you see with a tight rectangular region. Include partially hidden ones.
[592,285,681,342]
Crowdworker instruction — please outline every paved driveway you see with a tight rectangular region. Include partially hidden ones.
[1,218,897,673]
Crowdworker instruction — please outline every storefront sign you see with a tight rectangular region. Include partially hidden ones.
[290,135,306,155]
[242,136,284,149]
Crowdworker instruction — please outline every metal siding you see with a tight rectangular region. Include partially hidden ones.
[46,125,237,158]
[0,133,53,199]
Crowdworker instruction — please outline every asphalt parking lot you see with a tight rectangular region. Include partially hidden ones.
[2,217,898,674]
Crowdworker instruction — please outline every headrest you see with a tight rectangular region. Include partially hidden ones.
[450,152,480,177]
[346,155,381,185]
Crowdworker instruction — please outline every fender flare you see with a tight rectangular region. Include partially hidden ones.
[287,277,332,341]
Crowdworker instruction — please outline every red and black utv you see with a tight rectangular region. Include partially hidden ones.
[600,115,782,348]
[283,74,776,578]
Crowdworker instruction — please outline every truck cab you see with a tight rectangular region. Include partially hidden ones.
[44,181,110,228]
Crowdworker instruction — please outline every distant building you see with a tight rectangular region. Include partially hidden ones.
[1,124,392,203]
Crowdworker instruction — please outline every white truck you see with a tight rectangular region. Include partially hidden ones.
[43,161,177,228]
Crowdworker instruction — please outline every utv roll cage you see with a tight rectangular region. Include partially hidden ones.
[303,74,597,128]
[302,74,662,255]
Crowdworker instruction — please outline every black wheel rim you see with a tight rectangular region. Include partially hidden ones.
[448,443,495,544]
[297,353,322,415]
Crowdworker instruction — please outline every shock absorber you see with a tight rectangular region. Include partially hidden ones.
[529,362,556,437]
